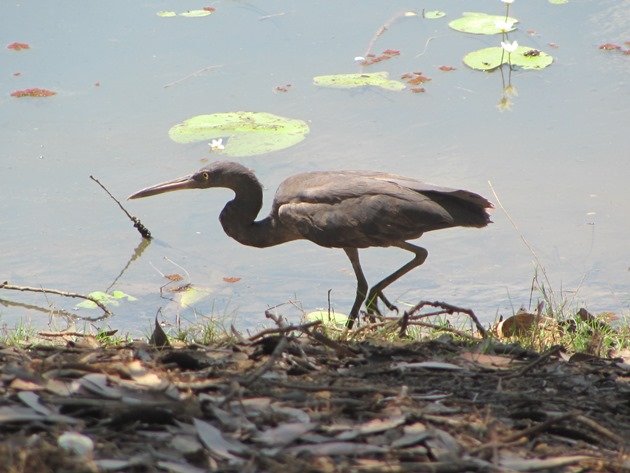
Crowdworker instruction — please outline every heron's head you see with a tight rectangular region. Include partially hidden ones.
[128,161,254,200]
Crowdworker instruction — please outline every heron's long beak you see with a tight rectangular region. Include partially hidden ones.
[128,174,196,200]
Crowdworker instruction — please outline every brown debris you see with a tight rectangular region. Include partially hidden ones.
[0,332,628,472]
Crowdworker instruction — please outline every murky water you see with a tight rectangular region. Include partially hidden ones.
[1,0,628,335]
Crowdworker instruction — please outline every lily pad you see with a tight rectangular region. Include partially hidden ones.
[168,112,310,157]
[76,291,137,309]
[464,46,553,71]
[449,12,518,35]
[313,72,405,91]
[424,11,446,19]
[179,10,213,17]
[306,310,349,327]
[156,11,177,17]
[179,286,212,307]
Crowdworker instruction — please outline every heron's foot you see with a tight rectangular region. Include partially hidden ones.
[365,289,398,317]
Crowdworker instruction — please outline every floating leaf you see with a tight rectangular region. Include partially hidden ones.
[424,11,446,19]
[179,286,212,307]
[75,291,136,309]
[549,0,569,4]
[179,9,213,17]
[463,46,553,71]
[156,11,177,17]
[313,72,405,91]
[274,84,292,93]
[165,273,184,282]
[449,12,518,35]
[361,49,400,66]
[438,65,456,71]
[223,277,241,283]
[11,88,56,98]
[110,290,137,301]
[599,43,621,50]
[401,72,431,85]
[168,112,309,157]
[306,311,349,327]
[7,42,30,51]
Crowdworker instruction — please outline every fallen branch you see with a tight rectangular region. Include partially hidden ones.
[400,301,487,338]
[90,175,152,240]
[404,321,479,340]
[503,345,563,378]
[414,35,440,58]
[363,11,409,58]
[248,320,322,341]
[38,330,117,338]
[0,281,112,318]
[163,65,222,88]
[241,336,288,386]
[471,411,577,454]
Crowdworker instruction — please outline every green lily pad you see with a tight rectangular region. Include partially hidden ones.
[168,112,310,157]
[179,286,212,307]
[449,12,518,34]
[464,46,553,71]
[313,72,405,91]
[549,0,568,3]
[156,11,177,17]
[179,10,213,17]
[76,291,137,309]
[424,11,446,19]
[306,310,349,327]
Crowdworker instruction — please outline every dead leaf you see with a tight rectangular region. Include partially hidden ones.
[222,276,241,283]
[7,42,30,51]
[194,418,248,462]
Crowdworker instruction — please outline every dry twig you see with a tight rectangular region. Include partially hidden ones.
[0,281,112,318]
[90,175,152,239]
[401,301,487,338]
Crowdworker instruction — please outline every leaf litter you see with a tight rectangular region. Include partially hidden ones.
[1,317,628,473]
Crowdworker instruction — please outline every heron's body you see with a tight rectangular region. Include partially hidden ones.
[129,161,492,327]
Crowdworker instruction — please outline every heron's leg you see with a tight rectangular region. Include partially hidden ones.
[366,242,428,314]
[343,248,369,329]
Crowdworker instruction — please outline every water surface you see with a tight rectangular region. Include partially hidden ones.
[1,0,628,334]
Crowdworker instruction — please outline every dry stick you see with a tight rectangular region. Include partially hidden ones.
[241,336,289,387]
[488,181,557,306]
[471,411,577,454]
[575,414,625,445]
[414,36,439,58]
[90,175,152,239]
[403,301,487,338]
[250,319,356,357]
[258,12,285,21]
[503,344,563,379]
[0,281,112,318]
[275,381,400,396]
[305,328,358,358]
[38,330,117,338]
[265,307,288,328]
[248,320,322,341]
[363,11,408,58]
[163,65,222,88]
[405,321,479,340]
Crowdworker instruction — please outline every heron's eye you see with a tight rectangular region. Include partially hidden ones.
[201,172,209,180]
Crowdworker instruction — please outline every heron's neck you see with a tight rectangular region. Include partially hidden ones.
[218,173,293,248]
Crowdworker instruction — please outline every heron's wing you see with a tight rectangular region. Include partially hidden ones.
[342,171,493,210]
[276,171,492,210]
[276,174,474,248]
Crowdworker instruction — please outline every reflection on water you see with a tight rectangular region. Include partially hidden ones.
[1,0,628,335]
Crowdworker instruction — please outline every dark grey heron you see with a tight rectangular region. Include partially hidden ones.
[129,161,492,327]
